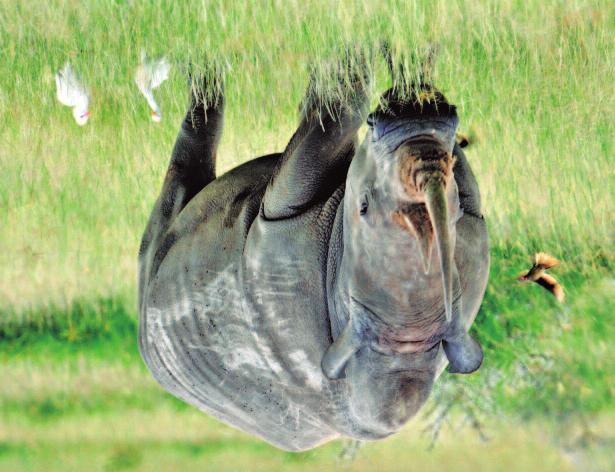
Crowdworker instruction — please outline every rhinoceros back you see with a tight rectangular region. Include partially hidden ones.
[139,154,347,451]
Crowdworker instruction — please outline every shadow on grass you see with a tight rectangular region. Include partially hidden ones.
[0,295,138,359]
[2,389,178,421]
[1,295,136,342]
[0,437,318,467]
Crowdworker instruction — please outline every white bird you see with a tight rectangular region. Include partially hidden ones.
[135,53,171,122]
[55,63,90,126]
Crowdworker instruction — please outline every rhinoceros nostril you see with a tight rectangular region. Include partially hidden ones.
[397,142,454,196]
[392,204,434,273]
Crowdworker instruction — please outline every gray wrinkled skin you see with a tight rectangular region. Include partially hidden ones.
[138,71,489,451]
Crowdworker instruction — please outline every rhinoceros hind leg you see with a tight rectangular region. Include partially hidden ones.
[138,64,224,307]
[169,66,224,204]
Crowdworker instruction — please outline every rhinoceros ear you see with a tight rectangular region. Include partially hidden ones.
[442,332,483,374]
[321,321,363,380]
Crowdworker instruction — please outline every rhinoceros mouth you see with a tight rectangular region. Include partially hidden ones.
[350,296,447,356]
[374,330,443,355]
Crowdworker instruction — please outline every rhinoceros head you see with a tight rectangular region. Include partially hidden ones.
[322,86,483,379]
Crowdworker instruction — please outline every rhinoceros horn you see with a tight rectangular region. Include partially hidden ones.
[423,176,453,323]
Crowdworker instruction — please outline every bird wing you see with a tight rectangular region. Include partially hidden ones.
[134,64,150,95]
[135,57,170,92]
[535,273,565,302]
[534,252,560,270]
[149,57,170,89]
[55,64,88,108]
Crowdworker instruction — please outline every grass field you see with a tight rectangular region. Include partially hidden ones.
[1,0,614,470]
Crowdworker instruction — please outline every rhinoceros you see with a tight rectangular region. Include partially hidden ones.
[138,58,489,452]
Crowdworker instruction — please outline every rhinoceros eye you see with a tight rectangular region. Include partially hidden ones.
[359,197,369,216]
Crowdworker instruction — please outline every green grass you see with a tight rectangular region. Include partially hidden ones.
[1,0,612,308]
[1,0,614,469]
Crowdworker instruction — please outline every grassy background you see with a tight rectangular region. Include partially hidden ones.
[1,0,614,470]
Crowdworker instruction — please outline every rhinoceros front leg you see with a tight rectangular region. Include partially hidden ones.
[452,143,482,219]
[262,57,369,219]
[138,68,224,309]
